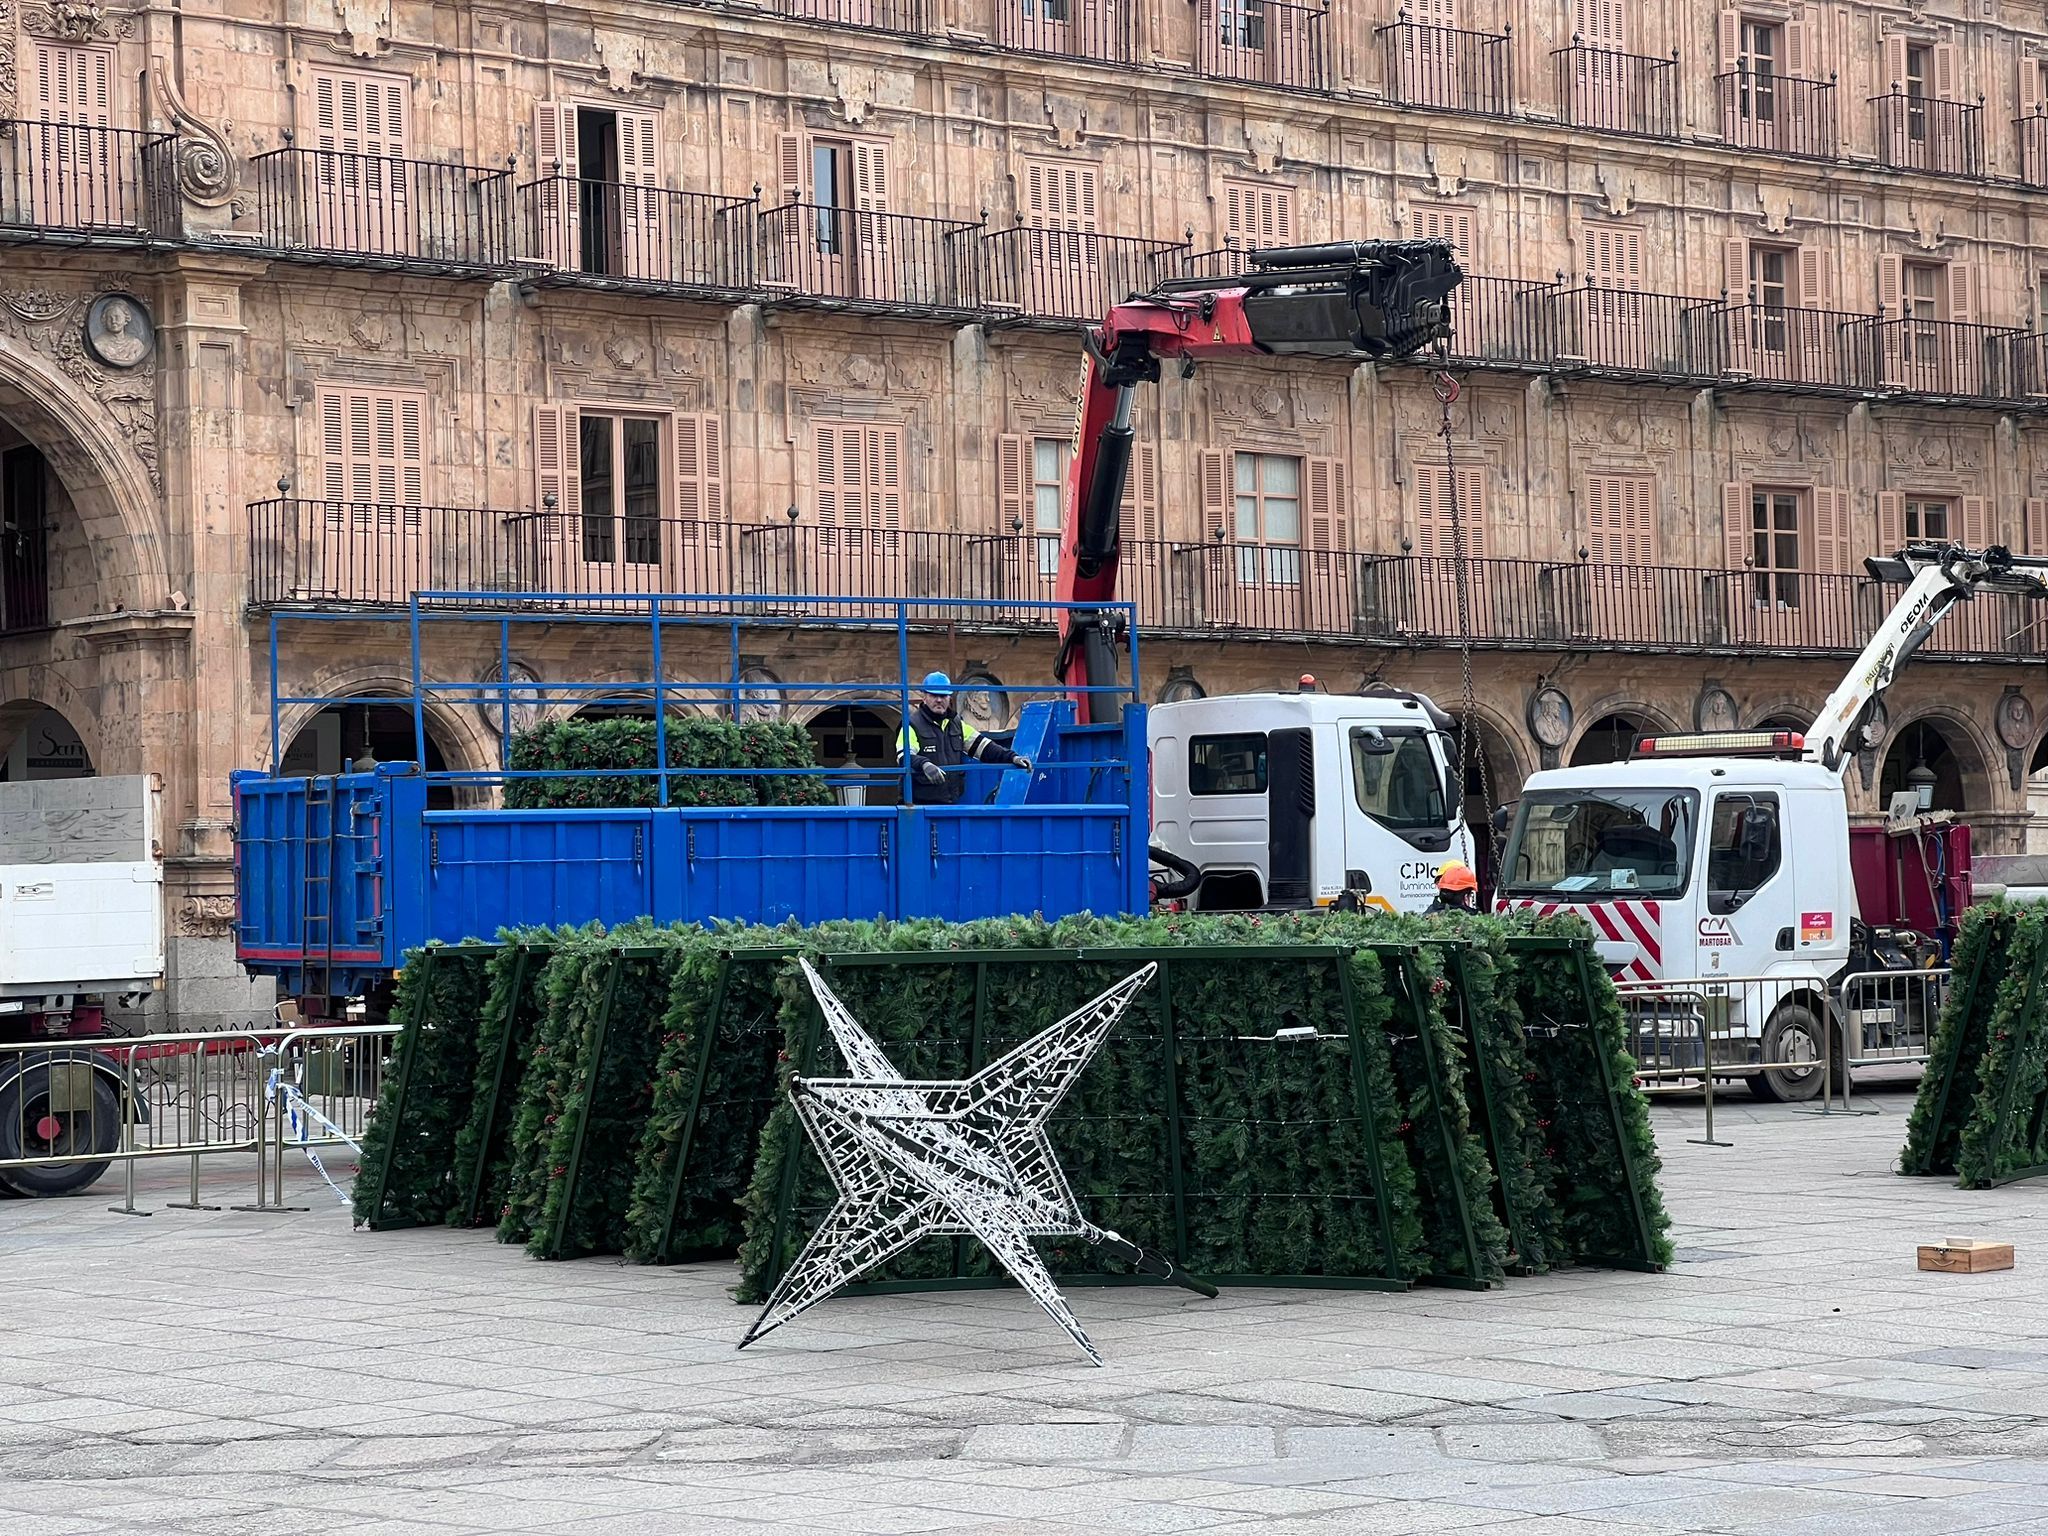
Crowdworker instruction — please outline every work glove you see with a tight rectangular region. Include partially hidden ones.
[1012,756,1033,773]
[920,761,947,785]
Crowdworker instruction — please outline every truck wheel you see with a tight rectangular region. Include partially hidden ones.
[1750,1005,1826,1103]
[0,1062,120,1197]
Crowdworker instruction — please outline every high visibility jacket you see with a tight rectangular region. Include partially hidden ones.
[897,704,1017,804]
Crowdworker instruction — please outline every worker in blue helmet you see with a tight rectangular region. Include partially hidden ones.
[897,671,1032,804]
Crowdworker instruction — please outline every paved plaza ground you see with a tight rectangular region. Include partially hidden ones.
[5,1083,2048,1534]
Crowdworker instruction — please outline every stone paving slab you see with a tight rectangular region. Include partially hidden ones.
[5,1087,2048,1533]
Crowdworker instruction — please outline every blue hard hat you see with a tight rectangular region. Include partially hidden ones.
[920,671,954,696]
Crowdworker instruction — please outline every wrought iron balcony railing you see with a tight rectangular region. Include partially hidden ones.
[1554,42,1677,138]
[1550,286,1725,381]
[982,227,1188,325]
[1442,276,1560,368]
[1000,0,1136,63]
[1196,0,1329,91]
[1715,68,1839,159]
[1377,18,1512,116]
[0,120,178,240]
[1870,90,1983,177]
[514,178,756,293]
[757,203,983,317]
[251,147,514,272]
[1852,316,2024,402]
[2018,110,2048,187]
[1719,304,1866,391]
[773,0,929,34]
[246,504,2045,664]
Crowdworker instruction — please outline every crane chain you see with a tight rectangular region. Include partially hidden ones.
[1431,354,1500,870]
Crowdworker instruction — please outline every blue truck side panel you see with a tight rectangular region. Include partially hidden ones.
[236,701,1150,994]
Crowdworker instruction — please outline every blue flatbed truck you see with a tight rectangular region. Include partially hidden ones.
[233,595,1149,1001]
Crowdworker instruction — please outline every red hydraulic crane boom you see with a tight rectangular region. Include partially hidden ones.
[1054,241,1466,722]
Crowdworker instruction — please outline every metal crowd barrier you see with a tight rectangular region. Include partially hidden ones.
[1839,968,1949,1070]
[0,1023,399,1214]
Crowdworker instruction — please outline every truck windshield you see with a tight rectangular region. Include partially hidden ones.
[1351,728,1449,832]
[1501,789,1700,899]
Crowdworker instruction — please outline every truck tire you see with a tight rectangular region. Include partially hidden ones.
[1750,1004,1826,1103]
[0,1060,121,1197]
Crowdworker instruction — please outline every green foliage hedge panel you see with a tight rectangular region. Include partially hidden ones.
[447,936,556,1229]
[350,944,495,1231]
[504,715,833,810]
[1903,905,2013,1179]
[1956,905,2048,1188]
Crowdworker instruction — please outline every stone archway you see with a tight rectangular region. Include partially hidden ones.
[0,698,94,781]
[272,663,500,786]
[803,702,902,806]
[1571,710,1660,767]
[1879,717,1983,816]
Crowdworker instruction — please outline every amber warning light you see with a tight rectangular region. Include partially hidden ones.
[1633,731,1806,759]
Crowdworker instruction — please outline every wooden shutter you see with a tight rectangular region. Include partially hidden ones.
[1120,441,1160,547]
[1412,205,1476,266]
[1723,481,1752,569]
[777,132,806,203]
[2022,58,2048,115]
[1723,238,1751,303]
[852,139,890,214]
[1574,0,1626,51]
[1024,160,1099,234]
[1416,463,1487,557]
[1877,491,1905,553]
[617,108,661,193]
[1810,487,1849,575]
[32,42,112,126]
[1305,457,1350,553]
[1934,42,1959,102]
[1717,12,1742,73]
[1584,224,1643,288]
[533,404,577,513]
[1878,253,1904,315]
[816,421,853,528]
[314,68,409,159]
[996,433,1028,532]
[2027,498,2048,556]
[674,412,722,523]
[1224,180,1294,249]
[1586,474,1656,565]
[871,424,903,530]
[1946,263,1976,325]
[1796,246,1829,308]
[1198,449,1230,539]
[1785,11,1808,79]
[1883,35,1908,93]
[319,388,425,511]
[534,102,577,176]
[1960,495,1989,549]
[1415,0,1456,22]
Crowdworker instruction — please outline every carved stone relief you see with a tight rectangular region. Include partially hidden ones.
[175,896,239,939]
[151,58,238,210]
[24,0,131,41]
[1243,119,1287,174]
[1593,165,1636,218]
[1423,143,1466,198]
[0,285,159,490]
[1044,93,1087,149]
[334,0,390,58]
[831,61,876,125]
[593,29,645,92]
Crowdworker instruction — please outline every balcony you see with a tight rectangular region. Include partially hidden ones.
[2018,111,2048,187]
[1870,90,1983,177]
[1442,276,1559,369]
[1715,69,1838,160]
[1553,42,1677,138]
[1719,305,1865,392]
[1852,316,2024,403]
[999,0,1136,63]
[982,227,1188,326]
[1377,17,1512,117]
[757,204,982,318]
[247,505,2045,665]
[251,147,514,275]
[514,178,755,296]
[773,0,928,34]
[0,120,177,243]
[1196,0,1328,91]
[1550,286,1724,382]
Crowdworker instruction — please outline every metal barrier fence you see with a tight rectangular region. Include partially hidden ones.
[1614,972,1836,1145]
[0,1023,399,1213]
[1840,967,1948,1070]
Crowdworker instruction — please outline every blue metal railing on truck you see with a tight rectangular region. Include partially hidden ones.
[235,592,1146,998]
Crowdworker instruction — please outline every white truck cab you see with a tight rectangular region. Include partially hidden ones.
[1499,742,1854,984]
[1148,688,1475,913]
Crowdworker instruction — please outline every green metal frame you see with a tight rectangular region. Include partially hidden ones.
[1973,923,2048,1187]
[1443,945,1540,1276]
[357,945,441,1231]
[538,949,629,1261]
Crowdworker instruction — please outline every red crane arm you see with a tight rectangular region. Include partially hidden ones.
[1052,241,1467,723]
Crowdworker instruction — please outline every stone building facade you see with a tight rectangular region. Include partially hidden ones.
[5,0,2048,1017]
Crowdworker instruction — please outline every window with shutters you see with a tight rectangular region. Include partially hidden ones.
[1585,474,1656,566]
[576,413,666,566]
[1410,205,1475,267]
[1574,0,1626,51]
[814,422,905,548]
[1749,487,1804,608]
[1904,498,1949,542]
[1222,180,1294,251]
[770,133,892,301]
[1233,452,1301,587]
[317,388,426,516]
[1413,462,1487,559]
[1031,436,1067,577]
[1582,222,1645,338]
[27,42,118,228]
[542,104,664,279]
[308,68,411,255]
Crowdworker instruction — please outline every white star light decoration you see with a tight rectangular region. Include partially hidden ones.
[739,958,1215,1365]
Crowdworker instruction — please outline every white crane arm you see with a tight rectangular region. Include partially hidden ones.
[1805,545,2048,773]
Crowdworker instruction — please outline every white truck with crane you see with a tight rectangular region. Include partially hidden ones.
[1498,543,2048,1099]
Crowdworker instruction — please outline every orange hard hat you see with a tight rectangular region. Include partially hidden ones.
[1436,860,1478,893]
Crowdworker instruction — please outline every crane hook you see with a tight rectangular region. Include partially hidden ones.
[1431,370,1461,406]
